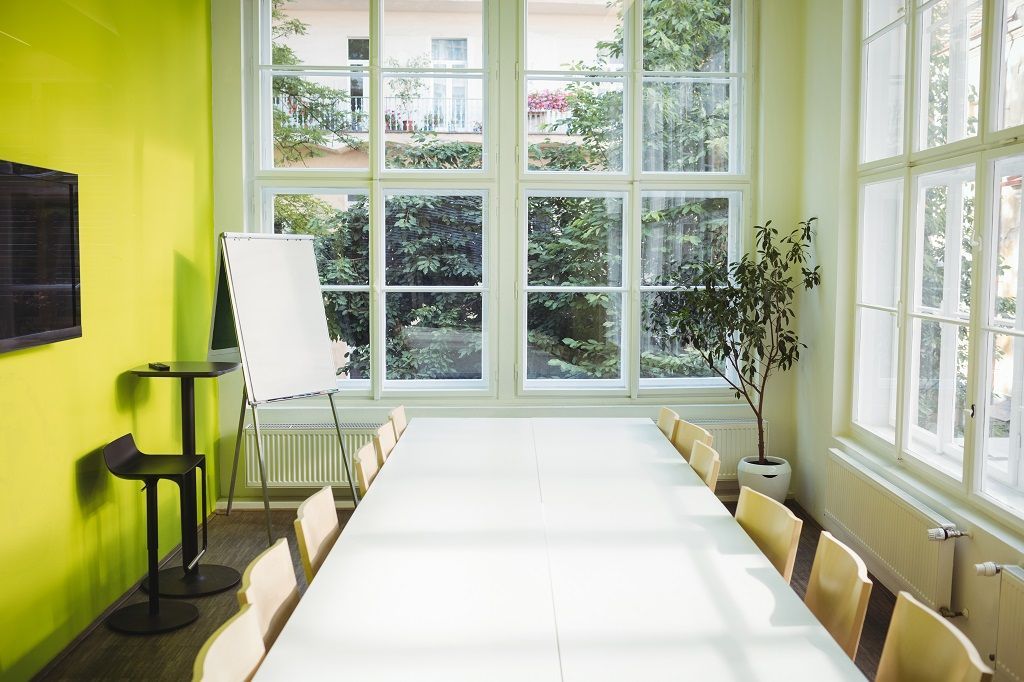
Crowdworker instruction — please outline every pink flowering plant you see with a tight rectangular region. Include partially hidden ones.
[527,89,570,112]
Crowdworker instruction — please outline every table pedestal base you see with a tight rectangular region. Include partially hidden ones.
[142,564,240,598]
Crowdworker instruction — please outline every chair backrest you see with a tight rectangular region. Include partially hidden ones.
[805,531,873,659]
[390,405,409,439]
[192,604,265,682]
[689,441,721,493]
[103,433,141,474]
[236,538,300,649]
[293,486,340,584]
[671,419,713,461]
[374,421,398,467]
[876,591,993,682]
[656,407,679,440]
[735,486,803,583]
[354,442,380,497]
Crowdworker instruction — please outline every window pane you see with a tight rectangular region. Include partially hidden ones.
[527,0,623,71]
[643,78,734,173]
[324,291,370,382]
[382,75,483,170]
[271,74,369,169]
[382,0,482,68]
[859,179,903,307]
[385,292,482,380]
[268,0,370,66]
[641,192,733,286]
[526,292,622,381]
[866,0,906,36]
[273,192,369,285]
[981,333,1024,513]
[998,0,1024,130]
[993,158,1023,324]
[642,0,732,72]
[853,307,899,441]
[640,291,721,381]
[917,0,982,149]
[384,193,483,287]
[862,25,906,162]
[526,78,624,172]
[906,318,969,478]
[914,168,975,316]
[527,194,624,287]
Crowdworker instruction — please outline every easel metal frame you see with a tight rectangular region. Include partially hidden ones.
[225,386,360,545]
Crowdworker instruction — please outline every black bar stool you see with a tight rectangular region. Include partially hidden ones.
[103,434,202,634]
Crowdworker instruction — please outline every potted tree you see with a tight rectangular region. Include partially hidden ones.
[649,218,821,501]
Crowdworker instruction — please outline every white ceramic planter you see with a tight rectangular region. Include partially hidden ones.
[736,456,791,502]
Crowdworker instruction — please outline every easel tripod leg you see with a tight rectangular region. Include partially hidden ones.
[226,385,248,516]
[250,405,274,546]
[328,393,359,506]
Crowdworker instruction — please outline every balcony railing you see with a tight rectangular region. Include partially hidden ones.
[274,95,486,136]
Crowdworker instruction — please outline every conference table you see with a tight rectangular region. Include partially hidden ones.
[256,418,866,681]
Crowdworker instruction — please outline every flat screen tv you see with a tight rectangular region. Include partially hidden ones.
[0,161,80,353]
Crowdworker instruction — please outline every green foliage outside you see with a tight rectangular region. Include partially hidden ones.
[271,0,736,382]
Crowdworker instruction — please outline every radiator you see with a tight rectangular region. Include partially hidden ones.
[995,566,1024,682]
[823,448,954,611]
[701,419,766,480]
[244,422,379,488]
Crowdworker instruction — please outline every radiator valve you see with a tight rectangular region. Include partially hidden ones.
[927,525,969,541]
[975,562,1002,577]
[939,606,969,619]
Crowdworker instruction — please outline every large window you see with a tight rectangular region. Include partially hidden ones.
[251,0,745,396]
[854,0,1024,519]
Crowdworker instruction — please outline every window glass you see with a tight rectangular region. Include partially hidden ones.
[526,292,623,381]
[993,158,1023,323]
[643,78,734,173]
[998,0,1024,130]
[382,75,484,169]
[527,0,623,71]
[916,0,983,150]
[914,168,974,317]
[268,0,370,66]
[862,24,906,162]
[640,192,733,285]
[384,192,486,383]
[854,308,900,441]
[859,179,903,308]
[642,0,732,72]
[382,0,482,68]
[527,195,623,287]
[906,318,969,478]
[866,0,906,36]
[271,73,370,169]
[526,78,625,173]
[981,333,1024,513]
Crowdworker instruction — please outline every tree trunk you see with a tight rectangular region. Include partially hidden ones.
[756,412,767,464]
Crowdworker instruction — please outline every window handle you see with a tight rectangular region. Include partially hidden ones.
[969,403,976,419]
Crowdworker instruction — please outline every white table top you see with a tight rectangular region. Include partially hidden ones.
[256,418,865,682]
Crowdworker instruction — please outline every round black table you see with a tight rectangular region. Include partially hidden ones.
[130,361,242,597]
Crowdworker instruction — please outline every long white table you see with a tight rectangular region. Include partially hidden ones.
[256,418,865,681]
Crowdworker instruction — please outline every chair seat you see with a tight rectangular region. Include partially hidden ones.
[110,453,205,481]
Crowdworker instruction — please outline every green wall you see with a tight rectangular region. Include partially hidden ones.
[0,2,217,679]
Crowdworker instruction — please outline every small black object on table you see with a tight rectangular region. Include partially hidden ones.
[103,434,201,634]
[129,361,241,598]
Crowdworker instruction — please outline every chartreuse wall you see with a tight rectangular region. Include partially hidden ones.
[0,2,217,679]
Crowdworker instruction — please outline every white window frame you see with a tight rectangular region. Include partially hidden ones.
[241,0,752,401]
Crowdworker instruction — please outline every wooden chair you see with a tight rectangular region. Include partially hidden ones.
[293,486,340,584]
[689,441,721,493]
[192,604,265,682]
[390,405,409,439]
[656,407,679,440]
[805,531,872,659]
[354,442,379,498]
[671,419,713,462]
[735,486,802,583]
[374,421,398,467]
[876,591,993,682]
[236,538,300,649]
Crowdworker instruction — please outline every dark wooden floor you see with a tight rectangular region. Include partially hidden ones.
[37,502,893,681]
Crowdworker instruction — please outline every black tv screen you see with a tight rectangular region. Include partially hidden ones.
[0,161,80,353]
